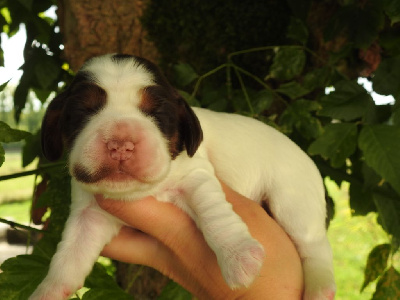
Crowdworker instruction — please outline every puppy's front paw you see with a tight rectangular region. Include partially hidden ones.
[29,280,82,300]
[219,239,265,289]
[303,258,336,300]
[304,286,336,300]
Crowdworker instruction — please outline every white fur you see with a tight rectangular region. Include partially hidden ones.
[30,55,335,300]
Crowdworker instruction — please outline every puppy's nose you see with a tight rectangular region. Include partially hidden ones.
[107,140,134,161]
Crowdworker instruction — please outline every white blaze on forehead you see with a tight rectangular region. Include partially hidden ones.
[81,54,155,107]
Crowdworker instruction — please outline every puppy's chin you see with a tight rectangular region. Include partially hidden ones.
[76,176,161,200]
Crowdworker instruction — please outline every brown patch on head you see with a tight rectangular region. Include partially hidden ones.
[139,83,203,159]
[41,71,107,161]
[139,85,182,158]
[61,79,107,149]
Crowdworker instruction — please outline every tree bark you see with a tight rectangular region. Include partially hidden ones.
[57,0,158,72]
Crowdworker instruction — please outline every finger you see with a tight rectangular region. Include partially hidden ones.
[101,225,220,296]
[95,195,202,253]
[101,226,162,265]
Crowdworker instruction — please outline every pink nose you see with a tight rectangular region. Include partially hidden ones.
[107,140,135,161]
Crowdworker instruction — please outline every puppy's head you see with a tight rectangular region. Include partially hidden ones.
[41,54,203,196]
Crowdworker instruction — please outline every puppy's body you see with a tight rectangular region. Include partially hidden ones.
[30,54,335,300]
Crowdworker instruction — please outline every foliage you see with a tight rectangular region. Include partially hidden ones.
[1,0,400,299]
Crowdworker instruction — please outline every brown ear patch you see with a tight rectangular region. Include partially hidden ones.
[139,85,203,158]
[41,71,107,161]
[41,91,68,161]
[61,82,107,149]
[139,85,183,158]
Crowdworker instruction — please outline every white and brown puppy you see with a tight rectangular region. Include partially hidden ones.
[30,54,335,300]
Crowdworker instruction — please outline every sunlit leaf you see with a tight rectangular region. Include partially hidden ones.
[320,80,375,121]
[372,267,400,300]
[361,244,391,291]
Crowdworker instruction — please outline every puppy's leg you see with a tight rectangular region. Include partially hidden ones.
[268,186,336,300]
[181,169,265,289]
[29,184,121,300]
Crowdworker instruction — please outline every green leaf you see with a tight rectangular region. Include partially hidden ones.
[361,243,391,291]
[270,47,306,81]
[359,125,400,195]
[372,266,400,300]
[286,17,308,44]
[303,67,332,91]
[85,263,121,290]
[83,263,132,299]
[158,281,192,300]
[308,123,358,167]
[173,63,199,87]
[178,90,200,107]
[276,81,310,100]
[280,99,322,139]
[0,255,50,300]
[372,55,400,96]
[383,0,400,24]
[320,80,375,121]
[0,121,31,143]
[373,192,400,240]
[0,145,4,167]
[82,289,132,300]
[16,0,33,11]
[22,130,41,167]
[13,77,30,123]
[0,79,10,92]
[33,88,52,103]
[34,55,61,89]
[252,89,275,114]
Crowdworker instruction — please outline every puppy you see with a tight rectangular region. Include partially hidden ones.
[30,54,335,300]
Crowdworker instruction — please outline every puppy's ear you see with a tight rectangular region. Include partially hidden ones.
[41,91,67,161]
[177,97,203,157]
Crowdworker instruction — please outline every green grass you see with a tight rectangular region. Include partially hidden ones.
[326,179,388,299]
[0,150,37,204]
[0,200,31,224]
[0,151,392,298]
[0,150,36,224]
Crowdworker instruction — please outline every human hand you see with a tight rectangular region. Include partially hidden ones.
[95,183,303,299]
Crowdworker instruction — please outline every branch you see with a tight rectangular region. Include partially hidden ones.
[0,161,67,181]
[0,217,47,234]
[190,63,228,101]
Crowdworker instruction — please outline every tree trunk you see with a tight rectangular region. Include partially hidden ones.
[57,0,158,72]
